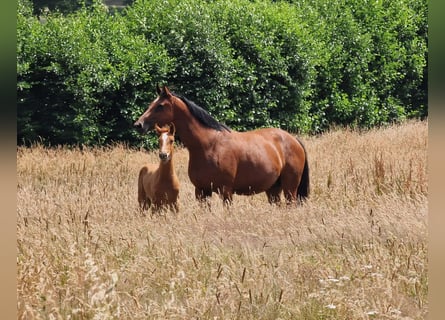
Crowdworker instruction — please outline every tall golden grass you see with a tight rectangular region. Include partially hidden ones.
[17,120,427,319]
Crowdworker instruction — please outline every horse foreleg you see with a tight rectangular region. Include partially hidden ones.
[266,179,282,205]
[266,192,281,205]
[218,186,233,207]
[281,170,300,205]
[195,188,212,210]
[142,198,151,211]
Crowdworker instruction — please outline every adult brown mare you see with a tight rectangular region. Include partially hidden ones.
[134,85,309,206]
[138,123,180,213]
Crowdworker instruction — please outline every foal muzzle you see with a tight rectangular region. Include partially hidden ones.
[159,152,170,161]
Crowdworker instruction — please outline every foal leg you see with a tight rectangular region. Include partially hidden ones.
[138,186,147,210]
[170,201,179,213]
[151,202,165,216]
[138,167,149,210]
[138,198,151,217]
[137,181,150,211]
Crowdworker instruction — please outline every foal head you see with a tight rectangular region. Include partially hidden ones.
[155,123,176,162]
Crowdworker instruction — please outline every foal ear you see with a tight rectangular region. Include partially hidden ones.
[154,123,162,133]
[169,122,176,136]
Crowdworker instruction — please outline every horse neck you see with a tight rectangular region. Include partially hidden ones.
[173,105,220,151]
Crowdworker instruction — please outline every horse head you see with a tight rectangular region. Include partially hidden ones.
[134,85,176,134]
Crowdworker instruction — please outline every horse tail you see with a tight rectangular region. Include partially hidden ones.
[296,137,310,200]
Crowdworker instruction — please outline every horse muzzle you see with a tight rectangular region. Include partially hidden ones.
[133,120,151,134]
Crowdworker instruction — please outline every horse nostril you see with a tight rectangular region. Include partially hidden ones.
[134,121,147,134]
[159,153,168,160]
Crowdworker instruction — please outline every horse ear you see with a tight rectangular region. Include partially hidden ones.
[169,122,176,136]
[162,86,172,97]
[156,84,162,95]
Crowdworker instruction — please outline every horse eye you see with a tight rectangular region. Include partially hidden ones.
[155,104,164,112]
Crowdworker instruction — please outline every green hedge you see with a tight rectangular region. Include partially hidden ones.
[18,0,173,146]
[303,0,427,131]
[17,0,427,147]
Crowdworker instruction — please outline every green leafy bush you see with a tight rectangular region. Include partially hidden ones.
[18,0,173,146]
[17,0,427,147]
[301,0,427,131]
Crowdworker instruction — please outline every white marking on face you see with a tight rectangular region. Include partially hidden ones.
[161,132,169,145]
[160,132,170,157]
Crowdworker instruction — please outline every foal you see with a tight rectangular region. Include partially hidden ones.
[138,123,180,213]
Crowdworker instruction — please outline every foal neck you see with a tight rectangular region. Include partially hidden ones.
[158,156,175,178]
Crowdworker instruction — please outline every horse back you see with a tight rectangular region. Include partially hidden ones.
[253,128,305,159]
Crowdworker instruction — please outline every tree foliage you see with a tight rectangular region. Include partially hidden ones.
[18,0,173,146]
[17,0,427,147]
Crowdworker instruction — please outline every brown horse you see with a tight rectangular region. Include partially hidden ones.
[134,85,309,206]
[138,123,180,213]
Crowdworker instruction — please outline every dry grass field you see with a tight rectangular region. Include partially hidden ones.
[17,120,427,319]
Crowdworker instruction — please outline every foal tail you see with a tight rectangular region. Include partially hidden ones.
[296,138,310,200]
[138,167,148,206]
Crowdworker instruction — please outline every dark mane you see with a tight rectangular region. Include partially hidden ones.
[172,93,231,132]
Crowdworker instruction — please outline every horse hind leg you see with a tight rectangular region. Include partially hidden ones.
[283,188,298,205]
